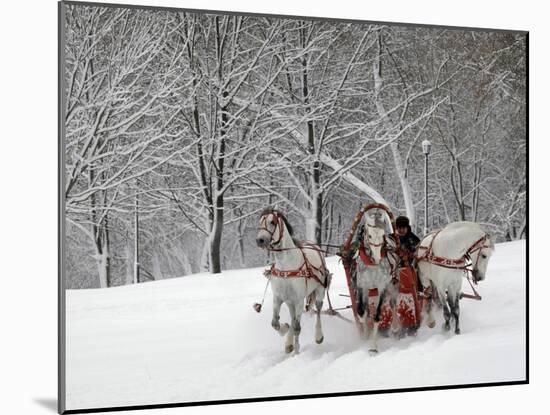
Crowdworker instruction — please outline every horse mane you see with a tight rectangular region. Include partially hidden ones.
[432,221,493,259]
[260,207,299,243]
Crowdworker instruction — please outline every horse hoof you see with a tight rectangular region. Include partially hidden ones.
[368,348,378,356]
[280,323,289,336]
[455,328,461,335]
[316,336,324,344]
[428,320,436,329]
[285,344,294,354]
[391,322,401,334]
[443,322,451,331]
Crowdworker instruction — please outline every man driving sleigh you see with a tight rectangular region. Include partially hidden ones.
[390,215,423,335]
[394,216,421,265]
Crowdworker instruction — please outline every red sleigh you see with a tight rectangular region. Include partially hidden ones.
[337,203,423,333]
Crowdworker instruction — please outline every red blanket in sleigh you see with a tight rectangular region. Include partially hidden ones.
[367,266,422,330]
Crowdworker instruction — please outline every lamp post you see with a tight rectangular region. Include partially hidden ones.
[422,140,432,236]
[134,191,140,284]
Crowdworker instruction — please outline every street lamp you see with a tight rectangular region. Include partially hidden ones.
[134,190,140,284]
[421,140,432,236]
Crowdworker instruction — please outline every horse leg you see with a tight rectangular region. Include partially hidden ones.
[272,296,289,336]
[356,288,365,322]
[314,288,325,344]
[418,266,436,328]
[284,303,297,354]
[423,284,436,329]
[356,288,369,338]
[424,296,436,329]
[442,292,452,331]
[364,291,372,339]
[448,293,461,335]
[305,292,315,313]
[370,291,387,354]
[292,302,303,353]
[388,288,401,336]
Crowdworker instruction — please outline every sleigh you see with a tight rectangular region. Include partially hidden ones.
[336,203,423,334]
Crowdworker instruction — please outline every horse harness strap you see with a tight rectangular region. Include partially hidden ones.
[268,245,328,288]
[461,274,482,300]
[270,264,311,278]
[269,264,328,288]
[415,231,490,272]
[358,246,376,267]
[358,245,386,267]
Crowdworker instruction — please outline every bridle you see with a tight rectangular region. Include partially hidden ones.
[363,224,386,259]
[467,235,492,277]
[355,224,390,272]
[259,212,284,247]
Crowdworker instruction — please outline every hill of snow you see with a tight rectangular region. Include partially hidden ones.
[65,240,526,411]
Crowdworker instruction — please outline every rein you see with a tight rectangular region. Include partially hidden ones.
[461,274,482,301]
[267,244,333,255]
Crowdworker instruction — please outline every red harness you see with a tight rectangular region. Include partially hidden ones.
[356,232,402,281]
[269,259,328,287]
[358,245,386,266]
[359,246,376,266]
[415,231,490,271]
[268,247,329,288]
[414,230,490,301]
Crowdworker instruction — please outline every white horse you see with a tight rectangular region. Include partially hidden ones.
[354,212,399,353]
[416,221,495,335]
[256,208,330,354]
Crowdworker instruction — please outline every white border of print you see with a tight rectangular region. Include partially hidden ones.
[1,0,543,414]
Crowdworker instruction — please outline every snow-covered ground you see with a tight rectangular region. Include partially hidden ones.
[65,240,526,411]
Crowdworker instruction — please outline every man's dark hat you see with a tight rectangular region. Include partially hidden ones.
[395,216,410,228]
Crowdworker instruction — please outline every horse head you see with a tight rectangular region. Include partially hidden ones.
[256,208,293,249]
[470,234,495,282]
[363,214,387,264]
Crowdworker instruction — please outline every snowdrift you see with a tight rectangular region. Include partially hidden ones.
[66,240,526,410]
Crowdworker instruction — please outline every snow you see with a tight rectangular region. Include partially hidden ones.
[65,240,526,411]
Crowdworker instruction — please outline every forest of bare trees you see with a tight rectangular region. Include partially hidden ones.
[63,5,526,288]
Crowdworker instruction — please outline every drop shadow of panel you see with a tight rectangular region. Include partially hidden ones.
[34,398,58,412]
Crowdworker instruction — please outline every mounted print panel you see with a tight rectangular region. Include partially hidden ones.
[59,1,527,413]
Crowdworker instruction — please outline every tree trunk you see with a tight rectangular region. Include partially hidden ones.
[176,247,193,276]
[209,195,224,274]
[237,218,246,268]
[390,140,416,227]
[152,250,162,280]
[95,228,110,288]
[96,249,109,288]
[301,23,323,245]
[90,167,110,288]
[373,32,415,226]
[326,202,334,245]
[315,192,323,244]
[200,238,210,272]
